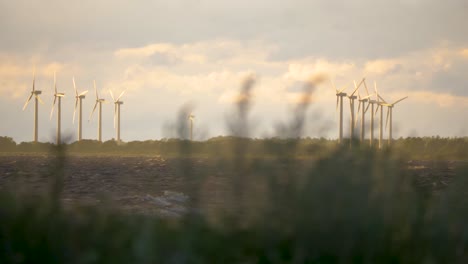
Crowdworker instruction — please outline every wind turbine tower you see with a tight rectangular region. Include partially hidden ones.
[375,86,387,149]
[383,96,408,146]
[89,80,106,142]
[331,79,349,144]
[366,81,380,146]
[356,92,373,142]
[50,72,65,145]
[189,114,195,141]
[110,90,126,143]
[73,77,88,142]
[348,78,365,140]
[22,68,44,143]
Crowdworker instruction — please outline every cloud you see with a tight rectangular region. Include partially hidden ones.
[461,49,468,58]
[0,55,65,98]
[4,40,468,104]
[378,89,468,108]
[364,59,402,75]
[284,59,356,81]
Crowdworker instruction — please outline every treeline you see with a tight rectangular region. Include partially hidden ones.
[1,136,467,160]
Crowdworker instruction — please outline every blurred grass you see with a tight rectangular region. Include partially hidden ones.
[1,76,468,263]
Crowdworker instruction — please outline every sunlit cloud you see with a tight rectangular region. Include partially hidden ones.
[390,90,468,108]
[0,55,66,98]
[460,49,468,58]
[364,59,401,75]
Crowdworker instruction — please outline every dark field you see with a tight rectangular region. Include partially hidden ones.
[0,154,227,217]
[0,154,464,217]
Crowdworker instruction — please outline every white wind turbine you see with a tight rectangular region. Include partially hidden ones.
[110,89,126,143]
[72,77,88,141]
[50,72,65,144]
[365,81,380,147]
[331,79,350,144]
[374,83,387,149]
[355,91,373,143]
[22,67,44,143]
[89,80,107,142]
[348,78,365,140]
[189,114,195,141]
[383,96,408,146]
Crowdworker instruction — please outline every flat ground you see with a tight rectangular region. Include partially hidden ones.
[0,154,463,217]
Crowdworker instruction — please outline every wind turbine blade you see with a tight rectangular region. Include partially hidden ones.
[89,102,98,121]
[23,93,33,110]
[364,101,371,113]
[355,102,361,128]
[73,98,78,124]
[338,82,350,94]
[32,67,36,92]
[349,99,353,117]
[330,79,337,92]
[374,81,378,101]
[355,110,360,128]
[73,77,78,96]
[117,90,126,101]
[109,90,115,102]
[50,99,56,120]
[378,94,387,103]
[392,96,408,105]
[375,105,380,115]
[363,80,370,96]
[386,107,390,130]
[350,80,360,96]
[36,95,44,105]
[79,90,88,96]
[54,71,57,94]
[350,78,365,96]
[94,81,98,97]
[335,80,351,94]
[357,101,361,116]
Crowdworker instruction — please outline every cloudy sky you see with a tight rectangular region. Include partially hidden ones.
[1,0,468,142]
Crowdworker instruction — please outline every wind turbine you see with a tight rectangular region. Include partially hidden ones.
[348,78,365,140]
[89,80,106,142]
[50,71,65,145]
[365,81,380,147]
[355,91,373,142]
[331,79,350,144]
[374,83,387,149]
[383,96,408,146]
[73,77,88,141]
[110,89,126,143]
[189,114,195,141]
[22,67,44,143]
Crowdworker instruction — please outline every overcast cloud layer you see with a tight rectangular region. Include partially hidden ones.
[1,0,468,142]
